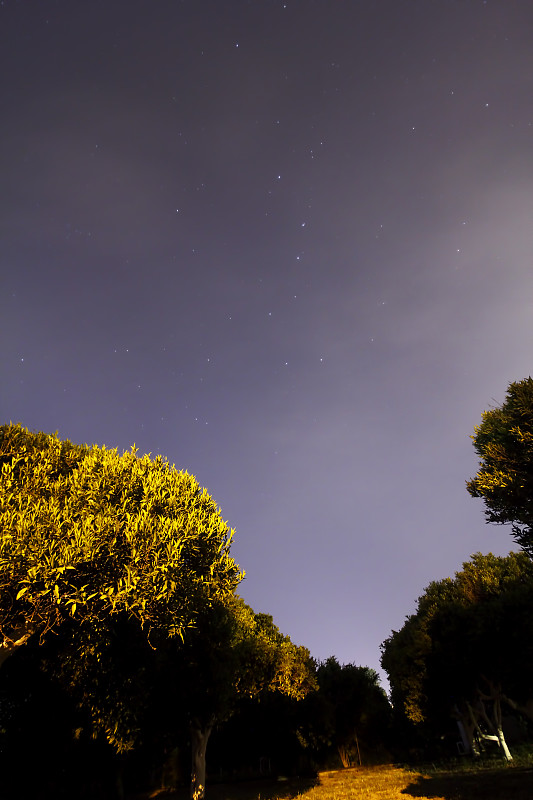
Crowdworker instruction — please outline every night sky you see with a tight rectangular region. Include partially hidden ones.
[2,1,533,682]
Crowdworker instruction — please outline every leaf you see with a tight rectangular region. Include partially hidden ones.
[16,586,29,600]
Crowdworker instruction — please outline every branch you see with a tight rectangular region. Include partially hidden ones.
[0,625,35,668]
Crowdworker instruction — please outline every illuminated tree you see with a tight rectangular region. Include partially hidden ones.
[0,423,242,666]
[467,377,533,556]
[1,424,316,796]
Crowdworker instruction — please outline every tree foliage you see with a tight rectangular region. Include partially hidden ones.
[152,594,316,736]
[0,424,321,797]
[0,423,242,664]
[381,552,533,758]
[300,657,391,768]
[37,593,316,797]
[152,596,316,798]
[467,377,533,556]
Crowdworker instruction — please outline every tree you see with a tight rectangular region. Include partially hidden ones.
[298,657,391,768]
[467,377,533,556]
[153,596,316,799]
[24,593,314,798]
[381,552,533,761]
[0,423,242,666]
[1,425,316,796]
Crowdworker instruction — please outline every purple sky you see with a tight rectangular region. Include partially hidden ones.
[2,0,533,683]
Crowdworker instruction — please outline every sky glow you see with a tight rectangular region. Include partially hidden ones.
[2,0,533,683]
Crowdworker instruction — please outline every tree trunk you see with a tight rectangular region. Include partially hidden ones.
[190,721,213,800]
[354,731,362,766]
[459,704,482,756]
[495,725,513,761]
[492,695,512,762]
[471,694,513,762]
[337,743,351,768]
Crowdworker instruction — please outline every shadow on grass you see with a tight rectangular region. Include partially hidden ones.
[401,766,533,800]
[141,776,319,800]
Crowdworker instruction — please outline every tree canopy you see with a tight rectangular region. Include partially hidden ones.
[153,595,317,798]
[381,552,533,759]
[299,657,391,768]
[467,377,533,556]
[0,423,242,665]
[1,424,320,797]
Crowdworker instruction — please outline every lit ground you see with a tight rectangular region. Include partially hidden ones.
[142,761,533,800]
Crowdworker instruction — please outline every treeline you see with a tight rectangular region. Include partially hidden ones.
[1,644,391,798]
[381,550,533,761]
[381,378,533,762]
[0,424,391,799]
[3,377,533,797]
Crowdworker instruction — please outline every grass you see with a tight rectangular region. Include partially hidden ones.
[142,756,533,800]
